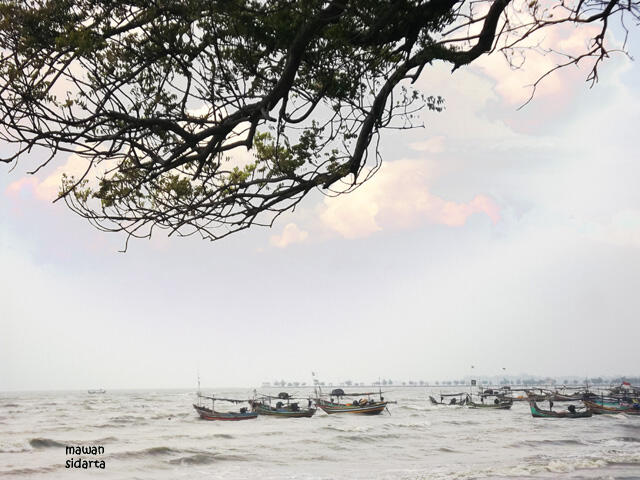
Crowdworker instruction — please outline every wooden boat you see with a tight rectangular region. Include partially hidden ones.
[547,386,596,402]
[522,389,552,402]
[529,400,591,418]
[466,394,513,409]
[315,398,387,414]
[314,388,389,415]
[251,392,316,418]
[608,382,640,397]
[549,392,584,401]
[429,393,467,406]
[583,398,640,415]
[193,394,258,421]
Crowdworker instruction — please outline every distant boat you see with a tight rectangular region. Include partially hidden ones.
[529,400,591,418]
[193,394,257,421]
[583,398,640,415]
[87,389,106,394]
[250,392,316,418]
[314,388,389,415]
[466,394,513,409]
[429,394,467,406]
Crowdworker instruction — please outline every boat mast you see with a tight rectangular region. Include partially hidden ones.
[197,369,201,407]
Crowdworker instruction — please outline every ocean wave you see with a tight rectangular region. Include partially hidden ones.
[441,419,479,426]
[0,442,30,453]
[322,425,373,434]
[395,421,432,430]
[335,434,376,443]
[336,432,404,442]
[545,457,609,473]
[621,423,640,432]
[145,446,181,456]
[437,447,459,453]
[518,438,587,448]
[168,453,247,465]
[29,438,65,449]
[1,466,59,476]
[118,446,183,458]
[151,412,190,420]
[505,453,640,476]
[398,404,431,412]
[422,453,639,479]
[298,454,333,461]
[109,415,147,424]
[605,453,640,465]
[94,422,129,429]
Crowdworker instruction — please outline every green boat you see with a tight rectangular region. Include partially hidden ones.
[529,400,591,418]
[250,392,316,418]
[583,398,640,415]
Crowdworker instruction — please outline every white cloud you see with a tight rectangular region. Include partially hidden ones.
[319,158,499,239]
[409,136,446,153]
[474,22,601,107]
[5,154,94,202]
[270,222,309,248]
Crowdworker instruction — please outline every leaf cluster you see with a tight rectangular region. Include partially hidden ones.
[0,0,635,246]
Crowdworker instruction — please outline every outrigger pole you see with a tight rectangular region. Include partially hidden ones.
[378,378,391,415]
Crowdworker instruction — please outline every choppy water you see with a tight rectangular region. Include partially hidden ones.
[1,388,639,479]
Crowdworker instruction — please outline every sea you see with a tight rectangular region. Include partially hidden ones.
[1,388,639,479]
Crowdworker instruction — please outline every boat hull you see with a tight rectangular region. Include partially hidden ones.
[549,393,589,402]
[583,399,640,415]
[467,401,512,409]
[252,404,316,418]
[315,400,387,415]
[429,395,466,406]
[193,404,258,421]
[529,401,591,418]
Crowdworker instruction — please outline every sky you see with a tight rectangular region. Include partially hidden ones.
[2,20,640,391]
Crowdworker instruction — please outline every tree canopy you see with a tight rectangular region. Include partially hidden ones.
[0,0,637,245]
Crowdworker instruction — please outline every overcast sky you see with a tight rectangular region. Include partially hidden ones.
[2,24,639,391]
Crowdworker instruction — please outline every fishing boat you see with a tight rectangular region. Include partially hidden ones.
[526,391,551,402]
[193,393,258,421]
[583,398,640,415]
[547,386,595,402]
[87,389,106,394]
[549,392,584,401]
[429,393,467,406]
[250,392,316,418]
[529,400,591,418]
[314,388,389,415]
[466,393,513,409]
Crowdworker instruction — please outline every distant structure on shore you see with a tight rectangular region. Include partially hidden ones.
[260,375,639,389]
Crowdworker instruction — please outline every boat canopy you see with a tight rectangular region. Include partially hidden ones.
[255,392,308,400]
[197,394,248,403]
[329,389,381,397]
